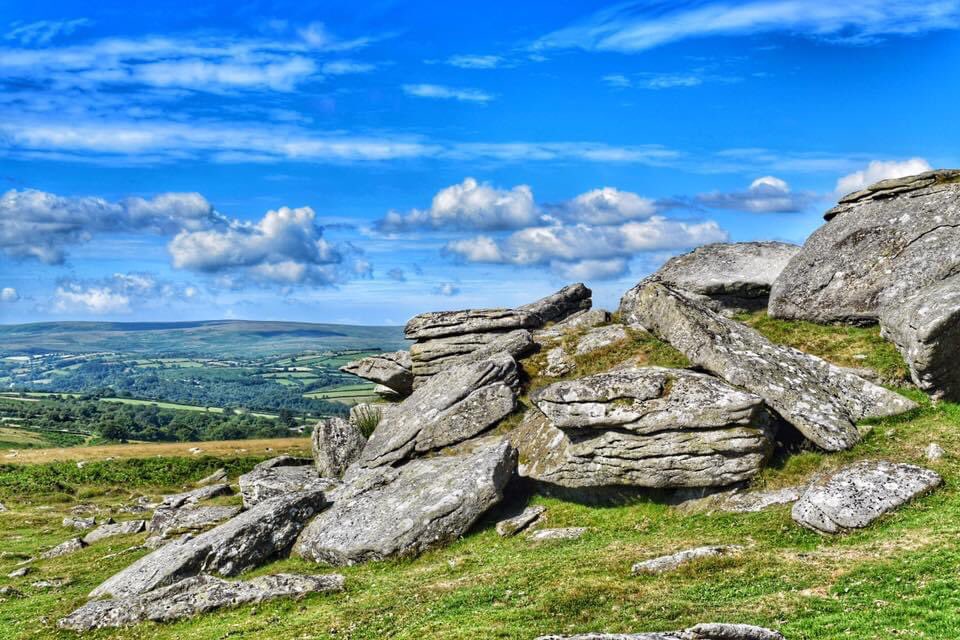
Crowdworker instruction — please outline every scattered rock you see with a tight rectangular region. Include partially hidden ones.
[574,325,628,355]
[534,308,611,342]
[90,489,329,599]
[160,483,233,509]
[148,505,241,538]
[63,517,96,530]
[0,501,6,512]
[340,350,414,397]
[527,527,586,542]
[40,537,86,559]
[792,460,942,534]
[496,505,546,537]
[536,623,784,639]
[925,443,946,462]
[621,282,916,451]
[239,464,336,509]
[82,520,147,545]
[7,566,31,578]
[32,579,68,589]
[514,367,774,490]
[0,586,21,598]
[631,545,743,575]
[59,573,345,631]
[295,440,515,566]
[358,354,519,468]
[312,417,365,479]
[543,346,575,377]
[196,468,227,486]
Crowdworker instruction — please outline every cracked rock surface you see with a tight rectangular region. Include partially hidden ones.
[311,417,365,479]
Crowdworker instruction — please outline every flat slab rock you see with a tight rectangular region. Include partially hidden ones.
[60,573,344,631]
[409,328,536,381]
[148,505,241,537]
[527,527,586,542]
[91,489,329,599]
[792,460,941,534]
[82,520,146,545]
[536,624,784,639]
[632,545,742,575]
[358,353,519,468]
[496,505,546,537]
[620,283,916,451]
[514,367,774,490]
[160,483,232,509]
[340,350,414,396]
[295,440,516,566]
[239,461,337,509]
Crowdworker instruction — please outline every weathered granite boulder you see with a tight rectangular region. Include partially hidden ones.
[409,328,536,381]
[514,367,774,490]
[537,623,784,639]
[535,308,611,342]
[239,463,336,509]
[495,505,546,537]
[621,283,916,451]
[769,170,960,325]
[575,325,628,355]
[160,483,232,509]
[148,505,241,538]
[60,573,344,631]
[196,468,227,486]
[638,241,800,315]
[90,489,329,599]
[295,440,515,566]
[63,516,96,530]
[792,460,941,534]
[40,537,86,559]
[879,275,960,400]
[517,283,593,323]
[358,353,519,468]
[544,346,575,377]
[340,351,414,396]
[312,417,365,478]
[631,545,742,575]
[82,520,146,545]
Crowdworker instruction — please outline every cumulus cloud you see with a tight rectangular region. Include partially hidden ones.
[835,158,933,195]
[50,272,195,315]
[1,287,19,303]
[0,189,223,264]
[696,176,817,213]
[402,83,493,103]
[551,187,657,224]
[434,282,460,296]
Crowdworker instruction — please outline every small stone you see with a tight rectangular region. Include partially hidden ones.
[496,505,546,537]
[543,346,574,377]
[40,537,86,559]
[925,442,946,462]
[527,527,586,542]
[62,517,96,530]
[631,545,742,575]
[7,566,30,578]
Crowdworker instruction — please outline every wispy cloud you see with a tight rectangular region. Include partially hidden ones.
[444,54,503,69]
[535,1,960,52]
[604,70,741,90]
[402,83,494,103]
[4,18,92,46]
[695,176,819,213]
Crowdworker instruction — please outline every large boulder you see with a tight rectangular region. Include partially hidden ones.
[769,170,960,325]
[90,489,329,599]
[879,275,960,400]
[239,461,336,509]
[517,283,593,323]
[513,367,774,490]
[294,440,515,566]
[340,351,414,397]
[792,460,941,534]
[357,353,519,468]
[311,417,365,478]
[148,505,241,538]
[636,241,800,315]
[620,283,916,451]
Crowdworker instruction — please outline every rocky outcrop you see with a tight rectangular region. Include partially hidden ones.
[90,489,329,599]
[239,463,336,509]
[536,624,784,639]
[769,170,960,325]
[575,325,628,355]
[340,351,414,397]
[514,367,774,490]
[879,275,960,400]
[357,353,519,468]
[535,308,611,342]
[295,440,515,566]
[82,520,146,545]
[148,505,241,538]
[638,241,800,315]
[621,283,916,451]
[60,573,345,631]
[631,545,742,575]
[409,328,536,381]
[312,417,365,478]
[792,460,941,534]
[517,283,593,323]
[495,505,546,537]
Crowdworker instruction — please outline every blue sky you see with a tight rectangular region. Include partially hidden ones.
[1,0,957,325]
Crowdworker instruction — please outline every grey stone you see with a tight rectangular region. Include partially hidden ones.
[60,573,344,631]
[0,586,21,598]
[160,483,232,509]
[239,464,337,509]
[925,443,946,462]
[792,460,942,534]
[253,455,313,470]
[40,537,86,559]
[148,505,241,537]
[496,505,546,537]
[620,283,916,451]
[769,170,960,325]
[90,489,329,599]
[642,242,800,315]
[196,468,227,486]
[631,545,742,575]
[83,520,146,545]
[410,329,536,381]
[63,517,96,530]
[517,283,593,323]
[295,440,515,566]
[535,623,784,639]
[535,308,612,342]
[0,502,6,512]
[514,368,774,490]
[544,346,575,377]
[406,308,539,341]
[7,566,30,578]
[358,353,519,468]
[312,417,365,479]
[718,487,804,513]
[879,275,960,400]
[527,527,586,542]
[340,350,414,396]
[575,325,628,355]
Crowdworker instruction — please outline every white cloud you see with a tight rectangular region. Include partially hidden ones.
[552,187,657,224]
[696,175,817,213]
[434,282,460,296]
[535,1,960,52]
[54,284,131,315]
[835,158,933,195]
[551,258,630,281]
[444,54,503,69]
[402,83,493,103]
[602,74,632,88]
[321,60,375,75]
[50,272,197,315]
[4,18,92,46]
[0,287,19,303]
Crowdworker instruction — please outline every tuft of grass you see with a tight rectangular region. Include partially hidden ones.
[352,404,383,438]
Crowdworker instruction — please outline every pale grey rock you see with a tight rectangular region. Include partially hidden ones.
[536,623,783,639]
[340,351,414,396]
[0,502,6,512]
[196,468,227,486]
[253,455,313,469]
[769,170,960,324]
[83,520,146,545]
[148,505,241,537]
[60,573,344,631]
[535,308,612,342]
[406,308,539,341]
[718,487,803,513]
[575,325,628,355]
[7,566,30,578]
[517,283,593,323]
[312,417,365,479]
[40,537,86,559]
[925,442,946,462]
[496,505,546,537]
[374,384,403,400]
[0,586,21,598]
[544,346,575,377]
[358,353,519,468]
[527,527,586,542]
[90,489,329,599]
[631,545,742,575]
[295,440,515,566]
[410,329,536,380]
[239,464,337,509]
[620,283,916,451]
[643,242,800,315]
[514,368,774,490]
[879,275,960,400]
[792,460,942,534]
[63,516,96,530]
[160,483,232,509]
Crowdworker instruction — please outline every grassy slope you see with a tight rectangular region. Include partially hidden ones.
[1,316,958,639]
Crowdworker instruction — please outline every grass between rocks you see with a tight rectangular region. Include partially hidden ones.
[1,321,958,639]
